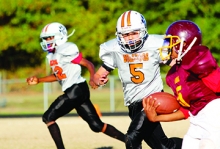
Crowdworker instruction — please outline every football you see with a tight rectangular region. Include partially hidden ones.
[142,92,180,114]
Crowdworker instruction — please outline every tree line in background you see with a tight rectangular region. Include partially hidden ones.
[0,0,220,78]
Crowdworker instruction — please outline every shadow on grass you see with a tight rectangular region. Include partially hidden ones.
[95,146,113,149]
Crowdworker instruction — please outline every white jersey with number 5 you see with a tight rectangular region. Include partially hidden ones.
[46,42,85,91]
[100,35,164,106]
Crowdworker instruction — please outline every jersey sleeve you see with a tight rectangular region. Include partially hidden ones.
[71,52,82,64]
[181,45,217,78]
[179,107,190,119]
[57,42,81,63]
[202,67,220,92]
[99,41,116,70]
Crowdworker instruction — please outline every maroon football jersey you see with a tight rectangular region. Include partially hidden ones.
[166,46,218,116]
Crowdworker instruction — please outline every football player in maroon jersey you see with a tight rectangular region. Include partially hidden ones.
[144,20,220,149]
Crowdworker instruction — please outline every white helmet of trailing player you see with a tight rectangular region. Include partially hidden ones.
[116,10,148,53]
[40,22,75,51]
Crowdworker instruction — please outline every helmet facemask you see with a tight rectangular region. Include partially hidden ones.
[160,20,202,62]
[40,36,57,52]
[159,35,198,61]
[117,29,147,53]
[159,35,180,61]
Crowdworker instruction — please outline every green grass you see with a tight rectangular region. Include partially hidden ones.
[0,88,127,115]
[0,79,172,116]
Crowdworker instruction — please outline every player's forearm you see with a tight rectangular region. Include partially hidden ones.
[153,110,185,122]
[79,58,95,78]
[38,74,57,83]
[87,63,96,79]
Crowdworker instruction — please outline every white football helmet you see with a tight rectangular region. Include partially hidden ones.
[116,10,148,53]
[40,22,75,51]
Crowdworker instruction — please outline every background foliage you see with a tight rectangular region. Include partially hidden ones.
[0,0,220,77]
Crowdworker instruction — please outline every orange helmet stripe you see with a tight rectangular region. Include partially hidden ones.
[121,12,126,27]
[127,11,131,26]
[121,11,132,27]
[43,24,50,33]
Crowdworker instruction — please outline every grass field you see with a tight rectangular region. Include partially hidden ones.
[0,78,173,116]
[0,79,189,149]
[0,116,189,149]
[0,86,127,115]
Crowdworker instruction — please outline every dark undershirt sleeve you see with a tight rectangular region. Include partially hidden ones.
[102,63,113,72]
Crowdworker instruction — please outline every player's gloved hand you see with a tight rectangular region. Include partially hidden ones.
[27,76,39,85]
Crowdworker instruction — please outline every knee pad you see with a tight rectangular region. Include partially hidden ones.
[125,134,133,149]
[42,112,52,124]
[42,113,48,124]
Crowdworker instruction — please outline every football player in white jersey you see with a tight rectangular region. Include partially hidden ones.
[93,11,182,149]
[26,22,125,149]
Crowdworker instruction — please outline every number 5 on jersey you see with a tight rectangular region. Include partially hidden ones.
[129,63,144,84]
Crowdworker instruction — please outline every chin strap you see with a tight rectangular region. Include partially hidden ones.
[67,29,75,38]
[177,37,197,61]
[177,37,184,61]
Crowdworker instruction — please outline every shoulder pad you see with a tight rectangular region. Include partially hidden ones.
[145,34,164,47]
[56,42,79,56]
[99,39,119,59]
[148,34,164,40]
[100,39,119,52]
[99,39,118,70]
[182,45,217,78]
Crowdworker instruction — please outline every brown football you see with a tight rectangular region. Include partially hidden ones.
[142,92,180,114]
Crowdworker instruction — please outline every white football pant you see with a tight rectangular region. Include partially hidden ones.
[182,99,220,149]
